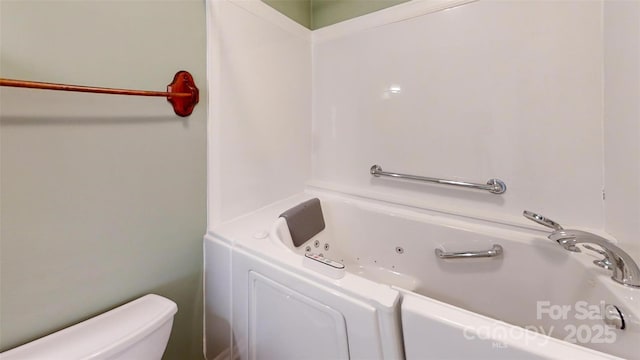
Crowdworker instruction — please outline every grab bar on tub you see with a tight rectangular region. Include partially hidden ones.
[435,244,503,259]
[370,164,507,194]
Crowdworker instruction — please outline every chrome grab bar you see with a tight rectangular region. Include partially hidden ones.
[370,165,507,194]
[435,244,503,259]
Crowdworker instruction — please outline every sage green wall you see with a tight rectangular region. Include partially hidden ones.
[263,0,312,28]
[262,0,409,29]
[0,1,206,359]
[312,0,409,29]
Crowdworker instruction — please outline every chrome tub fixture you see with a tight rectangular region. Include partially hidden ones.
[435,244,503,259]
[523,210,640,288]
[370,164,506,194]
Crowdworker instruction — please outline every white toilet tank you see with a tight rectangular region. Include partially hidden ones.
[0,294,178,360]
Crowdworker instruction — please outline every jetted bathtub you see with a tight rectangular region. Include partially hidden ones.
[204,189,639,359]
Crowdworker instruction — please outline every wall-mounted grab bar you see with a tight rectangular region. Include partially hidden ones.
[370,165,507,194]
[435,244,503,259]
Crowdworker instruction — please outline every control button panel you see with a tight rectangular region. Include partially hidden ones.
[303,253,345,279]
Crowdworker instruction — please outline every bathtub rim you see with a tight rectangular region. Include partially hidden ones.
[305,181,619,244]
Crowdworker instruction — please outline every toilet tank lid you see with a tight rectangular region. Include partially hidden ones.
[0,294,177,359]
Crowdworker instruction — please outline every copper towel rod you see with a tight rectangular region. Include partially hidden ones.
[0,70,199,117]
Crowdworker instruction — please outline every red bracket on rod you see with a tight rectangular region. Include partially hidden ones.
[166,71,199,117]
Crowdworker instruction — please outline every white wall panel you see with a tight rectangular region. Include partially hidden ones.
[603,0,640,253]
[208,0,311,224]
[312,1,605,229]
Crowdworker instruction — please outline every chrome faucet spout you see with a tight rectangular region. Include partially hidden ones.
[549,229,640,288]
[524,211,640,288]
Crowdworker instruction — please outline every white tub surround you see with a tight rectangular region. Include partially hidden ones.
[311,0,605,230]
[206,0,638,254]
[206,0,312,225]
[603,0,640,254]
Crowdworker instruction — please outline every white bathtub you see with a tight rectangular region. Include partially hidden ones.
[204,189,639,359]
